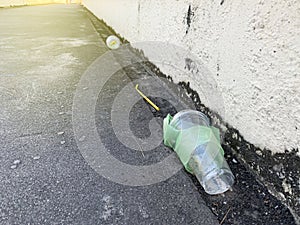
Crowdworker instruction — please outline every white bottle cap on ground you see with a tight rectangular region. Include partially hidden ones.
[106,35,121,49]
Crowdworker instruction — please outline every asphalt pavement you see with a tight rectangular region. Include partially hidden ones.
[0,4,218,224]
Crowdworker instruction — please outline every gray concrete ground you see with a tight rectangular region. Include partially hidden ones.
[0,4,218,224]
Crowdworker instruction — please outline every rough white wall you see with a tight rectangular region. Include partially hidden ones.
[0,0,25,6]
[0,0,68,7]
[83,0,300,154]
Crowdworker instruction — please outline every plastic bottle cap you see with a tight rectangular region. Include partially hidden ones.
[106,35,121,49]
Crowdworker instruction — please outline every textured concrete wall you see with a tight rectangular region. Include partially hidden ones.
[0,0,69,7]
[83,0,300,155]
[0,0,25,6]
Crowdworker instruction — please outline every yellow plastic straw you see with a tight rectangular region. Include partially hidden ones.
[135,84,160,111]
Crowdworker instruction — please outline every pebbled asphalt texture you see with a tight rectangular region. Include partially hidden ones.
[0,4,219,225]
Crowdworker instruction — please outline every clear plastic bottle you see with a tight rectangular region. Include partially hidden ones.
[169,110,234,195]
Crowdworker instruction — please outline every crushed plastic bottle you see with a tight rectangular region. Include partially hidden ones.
[163,110,234,195]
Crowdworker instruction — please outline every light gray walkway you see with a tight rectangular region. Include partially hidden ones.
[0,4,218,224]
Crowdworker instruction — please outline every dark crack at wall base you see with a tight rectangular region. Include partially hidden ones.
[84,7,299,225]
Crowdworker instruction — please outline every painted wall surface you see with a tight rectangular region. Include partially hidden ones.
[83,0,300,154]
